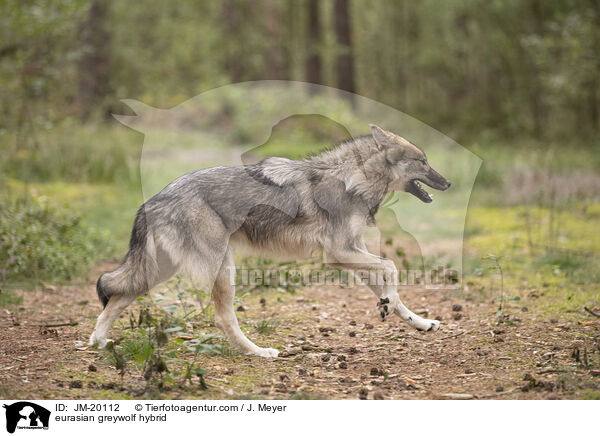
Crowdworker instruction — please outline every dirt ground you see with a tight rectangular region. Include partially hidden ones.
[1,264,599,400]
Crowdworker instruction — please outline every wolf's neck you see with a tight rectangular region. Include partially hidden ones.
[308,137,392,212]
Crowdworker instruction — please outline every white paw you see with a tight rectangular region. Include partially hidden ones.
[377,297,394,321]
[427,319,441,332]
[89,332,112,349]
[414,318,440,332]
[403,313,441,332]
[253,347,279,358]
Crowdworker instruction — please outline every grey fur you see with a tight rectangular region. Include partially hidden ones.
[89,124,451,357]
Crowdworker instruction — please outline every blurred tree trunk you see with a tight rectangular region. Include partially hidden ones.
[305,0,322,86]
[264,0,288,79]
[222,0,244,82]
[588,0,600,131]
[528,0,546,138]
[333,0,356,102]
[78,0,111,118]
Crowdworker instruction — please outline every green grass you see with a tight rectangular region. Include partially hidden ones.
[254,319,281,335]
[462,204,600,316]
[116,330,155,366]
[0,289,23,307]
[1,123,142,185]
[580,389,600,400]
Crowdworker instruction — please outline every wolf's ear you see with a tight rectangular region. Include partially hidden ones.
[369,124,395,150]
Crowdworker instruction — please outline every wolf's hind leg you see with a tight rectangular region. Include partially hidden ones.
[89,294,137,348]
[89,242,177,348]
[212,248,279,358]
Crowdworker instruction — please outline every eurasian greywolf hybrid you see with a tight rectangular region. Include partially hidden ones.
[90,124,451,357]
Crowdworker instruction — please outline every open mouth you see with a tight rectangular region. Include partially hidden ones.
[406,179,434,203]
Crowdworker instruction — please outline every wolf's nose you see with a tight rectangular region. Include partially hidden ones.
[446,181,452,188]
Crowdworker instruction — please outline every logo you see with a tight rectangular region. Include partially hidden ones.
[2,402,50,434]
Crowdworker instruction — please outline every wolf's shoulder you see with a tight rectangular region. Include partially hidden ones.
[247,157,306,186]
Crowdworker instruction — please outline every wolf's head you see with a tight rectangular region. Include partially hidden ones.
[370,124,451,203]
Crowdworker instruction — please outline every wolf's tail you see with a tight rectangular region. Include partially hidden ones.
[96,275,111,308]
[96,206,155,308]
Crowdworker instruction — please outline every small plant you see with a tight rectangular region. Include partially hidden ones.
[185,334,225,355]
[482,254,505,320]
[120,333,155,366]
[175,334,228,389]
[179,338,219,389]
[254,318,280,335]
[105,341,127,381]
[103,288,224,393]
[183,363,208,389]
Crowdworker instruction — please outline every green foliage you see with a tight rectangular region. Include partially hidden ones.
[535,252,600,286]
[0,289,23,307]
[120,333,155,367]
[1,123,140,185]
[0,194,111,283]
[464,204,600,317]
[0,0,89,130]
[184,334,225,356]
[580,389,600,400]
[3,1,600,145]
[254,318,281,335]
[102,302,224,391]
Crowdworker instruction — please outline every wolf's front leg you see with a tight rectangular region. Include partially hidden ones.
[327,245,440,332]
[374,258,441,331]
[392,299,440,331]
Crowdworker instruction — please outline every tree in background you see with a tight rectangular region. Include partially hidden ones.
[333,0,356,101]
[78,0,111,118]
[222,0,244,83]
[305,0,322,86]
[263,0,288,79]
[1,0,600,144]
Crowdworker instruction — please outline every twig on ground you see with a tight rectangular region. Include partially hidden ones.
[437,330,467,341]
[396,334,429,341]
[0,321,79,328]
[584,306,600,318]
[535,369,570,375]
[395,330,468,343]
[476,387,520,399]
[41,321,78,327]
